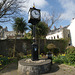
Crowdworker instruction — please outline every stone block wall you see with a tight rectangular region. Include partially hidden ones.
[0,39,68,56]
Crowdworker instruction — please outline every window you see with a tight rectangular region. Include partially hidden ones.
[51,37,53,40]
[57,35,59,39]
[54,36,55,39]
[49,37,50,39]
[68,34,70,37]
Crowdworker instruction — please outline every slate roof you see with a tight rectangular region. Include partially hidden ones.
[47,25,70,35]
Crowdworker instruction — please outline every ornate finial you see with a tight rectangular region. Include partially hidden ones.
[33,3,35,8]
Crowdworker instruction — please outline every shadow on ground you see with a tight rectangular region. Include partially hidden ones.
[42,63,60,75]
[50,63,60,73]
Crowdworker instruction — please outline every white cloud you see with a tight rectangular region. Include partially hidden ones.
[0,0,2,2]
[21,0,48,13]
[58,0,75,20]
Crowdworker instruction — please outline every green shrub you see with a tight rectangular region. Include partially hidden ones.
[27,50,31,55]
[59,39,69,53]
[53,54,68,64]
[0,56,18,70]
[47,43,56,51]
[27,54,32,58]
[66,46,75,64]
[53,57,63,64]
[53,55,63,64]
[47,43,59,55]
[53,48,59,56]
[0,56,16,65]
[17,52,25,59]
[43,45,48,54]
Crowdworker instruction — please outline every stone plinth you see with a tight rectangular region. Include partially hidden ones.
[18,59,51,75]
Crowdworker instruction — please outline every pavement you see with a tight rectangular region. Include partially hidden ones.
[0,63,75,75]
[0,63,18,75]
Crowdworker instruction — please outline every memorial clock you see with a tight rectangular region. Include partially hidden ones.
[28,6,41,61]
[28,7,41,24]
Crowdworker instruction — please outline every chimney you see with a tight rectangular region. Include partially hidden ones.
[54,26,56,30]
[71,18,75,23]
[60,25,63,28]
[72,18,74,20]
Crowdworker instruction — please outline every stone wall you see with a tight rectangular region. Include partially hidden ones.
[0,39,68,56]
[0,39,32,56]
[18,59,51,75]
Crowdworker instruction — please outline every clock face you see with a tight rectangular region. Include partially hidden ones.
[28,11,30,21]
[32,10,40,19]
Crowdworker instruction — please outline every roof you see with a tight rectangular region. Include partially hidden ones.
[47,25,70,35]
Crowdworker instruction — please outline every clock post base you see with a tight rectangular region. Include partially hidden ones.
[32,44,38,61]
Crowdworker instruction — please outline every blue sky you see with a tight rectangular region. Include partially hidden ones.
[1,0,75,31]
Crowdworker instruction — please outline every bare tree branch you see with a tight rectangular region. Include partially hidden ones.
[0,0,27,22]
[41,11,61,30]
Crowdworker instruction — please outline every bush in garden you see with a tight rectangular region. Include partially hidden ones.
[0,56,15,66]
[39,55,42,58]
[0,55,18,70]
[53,54,68,64]
[53,56,64,64]
[53,48,59,56]
[27,54,32,58]
[43,45,48,54]
[66,46,75,53]
[27,50,31,55]
[66,46,75,64]
[47,43,56,51]
[17,52,25,59]
[47,43,59,55]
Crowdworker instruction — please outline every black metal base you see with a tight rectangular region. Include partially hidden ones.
[32,44,38,61]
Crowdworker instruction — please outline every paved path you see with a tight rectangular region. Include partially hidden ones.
[0,63,18,75]
[0,63,75,75]
[42,64,75,75]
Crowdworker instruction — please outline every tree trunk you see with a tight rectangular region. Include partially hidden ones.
[21,33,23,38]
[44,39,46,45]
[13,32,17,57]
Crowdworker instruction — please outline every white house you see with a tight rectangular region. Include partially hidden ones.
[67,18,75,47]
[0,27,8,39]
[46,18,75,47]
[4,31,25,39]
[0,27,26,39]
[46,26,70,40]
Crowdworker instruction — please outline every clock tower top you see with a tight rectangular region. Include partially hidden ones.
[28,6,41,24]
[33,3,35,8]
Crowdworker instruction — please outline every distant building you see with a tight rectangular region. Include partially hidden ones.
[28,31,32,34]
[4,31,25,39]
[46,25,70,40]
[46,18,75,47]
[0,27,25,39]
[0,27,8,39]
[4,31,16,39]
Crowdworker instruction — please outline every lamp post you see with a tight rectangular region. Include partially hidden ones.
[28,5,41,61]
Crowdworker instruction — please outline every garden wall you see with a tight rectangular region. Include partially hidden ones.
[0,39,68,56]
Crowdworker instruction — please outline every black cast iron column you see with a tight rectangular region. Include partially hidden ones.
[32,25,38,61]
[33,25,36,43]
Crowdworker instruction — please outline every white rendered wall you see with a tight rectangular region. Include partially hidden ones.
[46,31,63,40]
[68,19,75,47]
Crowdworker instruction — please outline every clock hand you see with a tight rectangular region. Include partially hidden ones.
[35,11,37,15]
[35,11,39,15]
